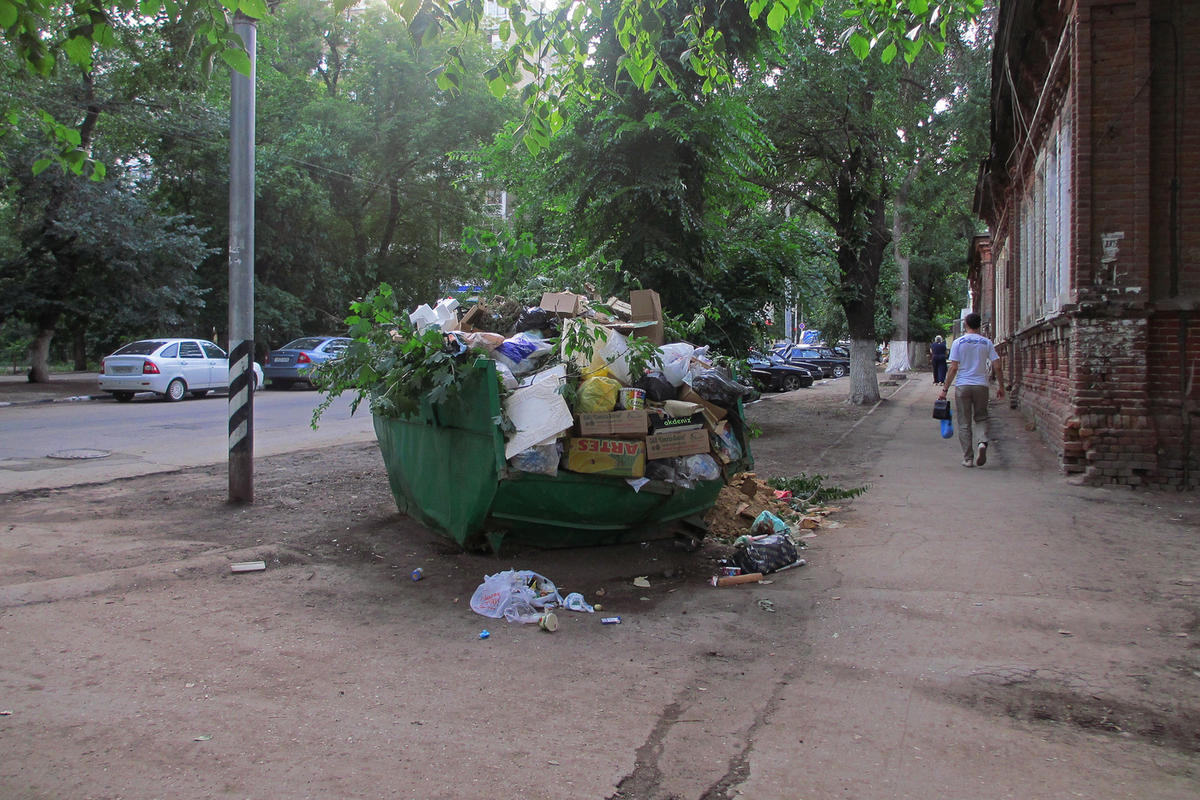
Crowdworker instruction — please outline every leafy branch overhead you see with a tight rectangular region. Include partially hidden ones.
[3,0,983,162]
[388,0,984,153]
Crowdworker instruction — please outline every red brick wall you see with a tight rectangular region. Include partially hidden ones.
[1014,323,1076,468]
[987,0,1199,488]
[1146,311,1200,485]
[1078,0,1151,296]
[1149,0,1200,301]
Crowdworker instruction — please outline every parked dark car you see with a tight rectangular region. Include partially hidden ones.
[747,352,816,392]
[774,345,851,378]
[830,344,881,363]
[264,336,350,389]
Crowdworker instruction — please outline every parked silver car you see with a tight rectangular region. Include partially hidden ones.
[98,338,263,402]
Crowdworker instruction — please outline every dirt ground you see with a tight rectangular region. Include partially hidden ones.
[1,372,1197,799]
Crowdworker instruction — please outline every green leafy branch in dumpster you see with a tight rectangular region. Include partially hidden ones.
[310,284,496,428]
[557,318,663,383]
[767,474,868,513]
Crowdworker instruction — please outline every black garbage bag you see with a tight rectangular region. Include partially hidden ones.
[733,533,801,575]
[635,370,677,402]
[690,368,753,408]
[513,307,560,335]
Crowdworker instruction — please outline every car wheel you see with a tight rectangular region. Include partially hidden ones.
[113,391,134,403]
[190,389,209,398]
[832,365,847,378]
[781,375,803,392]
[165,378,186,402]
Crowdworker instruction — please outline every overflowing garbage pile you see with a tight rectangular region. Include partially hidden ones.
[409,289,751,489]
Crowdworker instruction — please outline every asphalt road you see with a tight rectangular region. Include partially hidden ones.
[0,388,377,493]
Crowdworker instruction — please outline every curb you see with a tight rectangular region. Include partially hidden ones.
[0,394,103,408]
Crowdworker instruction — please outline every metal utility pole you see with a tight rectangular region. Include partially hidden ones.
[228,12,257,503]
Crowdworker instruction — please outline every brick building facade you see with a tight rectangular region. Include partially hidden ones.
[974,0,1198,488]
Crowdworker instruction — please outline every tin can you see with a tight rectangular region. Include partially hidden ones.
[617,388,645,410]
[411,568,423,581]
[600,616,622,624]
[720,566,743,577]
[538,612,559,632]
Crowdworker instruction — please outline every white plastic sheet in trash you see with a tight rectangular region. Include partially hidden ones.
[502,366,573,459]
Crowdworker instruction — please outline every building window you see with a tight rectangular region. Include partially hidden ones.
[1016,93,1073,328]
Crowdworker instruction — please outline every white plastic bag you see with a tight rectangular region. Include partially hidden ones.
[561,319,634,385]
[470,570,563,620]
[658,343,696,387]
[508,442,561,476]
[493,333,553,376]
[677,453,722,483]
[494,361,519,391]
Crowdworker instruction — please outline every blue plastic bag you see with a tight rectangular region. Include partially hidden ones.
[940,409,954,439]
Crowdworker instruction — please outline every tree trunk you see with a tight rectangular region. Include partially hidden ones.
[27,314,57,383]
[835,154,888,405]
[886,163,919,374]
[72,325,88,371]
[848,338,879,405]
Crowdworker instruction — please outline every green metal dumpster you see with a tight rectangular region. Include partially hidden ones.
[372,358,752,551]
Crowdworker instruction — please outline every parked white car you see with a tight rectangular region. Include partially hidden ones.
[98,338,263,402]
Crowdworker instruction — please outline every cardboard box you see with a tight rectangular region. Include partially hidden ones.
[604,296,633,319]
[645,428,710,460]
[677,386,728,423]
[629,289,664,345]
[648,412,705,433]
[540,291,584,317]
[565,437,646,478]
[577,410,649,437]
[451,304,487,332]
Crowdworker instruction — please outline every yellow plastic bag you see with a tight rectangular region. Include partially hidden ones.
[577,376,622,413]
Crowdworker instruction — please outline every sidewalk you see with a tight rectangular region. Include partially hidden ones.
[0,371,104,405]
[740,379,1200,799]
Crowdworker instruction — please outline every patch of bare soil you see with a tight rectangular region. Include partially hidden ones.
[0,374,894,800]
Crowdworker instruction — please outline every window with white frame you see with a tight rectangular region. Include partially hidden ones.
[994,242,1010,342]
[1016,94,1073,327]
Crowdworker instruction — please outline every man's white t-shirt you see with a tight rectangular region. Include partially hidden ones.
[948,333,999,386]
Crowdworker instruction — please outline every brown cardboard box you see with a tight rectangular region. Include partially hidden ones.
[540,291,584,317]
[565,437,646,477]
[577,410,649,437]
[648,412,705,433]
[645,428,710,460]
[604,296,633,319]
[629,289,664,345]
[451,304,487,332]
[677,386,728,423]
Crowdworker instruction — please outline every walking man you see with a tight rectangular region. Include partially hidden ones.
[938,313,1005,467]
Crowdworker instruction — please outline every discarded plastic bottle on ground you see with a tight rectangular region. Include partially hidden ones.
[503,598,544,625]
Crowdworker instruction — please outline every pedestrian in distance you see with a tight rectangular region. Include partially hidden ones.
[938,313,1005,468]
[930,335,948,385]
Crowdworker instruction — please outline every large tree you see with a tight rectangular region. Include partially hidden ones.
[754,13,900,403]
[0,12,216,379]
[883,13,993,373]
